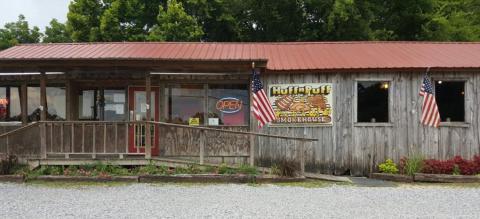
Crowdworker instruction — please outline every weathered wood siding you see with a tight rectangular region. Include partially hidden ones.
[257,71,480,176]
[159,126,249,163]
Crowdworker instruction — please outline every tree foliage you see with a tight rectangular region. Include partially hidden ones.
[1,0,480,50]
[148,0,203,41]
[0,15,42,50]
[44,19,71,43]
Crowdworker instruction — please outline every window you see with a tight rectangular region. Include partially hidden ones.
[0,86,21,122]
[356,81,390,123]
[104,89,126,121]
[27,86,66,121]
[165,84,204,125]
[78,89,126,121]
[79,90,96,120]
[208,84,249,126]
[434,80,465,122]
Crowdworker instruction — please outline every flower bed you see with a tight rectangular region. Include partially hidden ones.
[372,155,480,183]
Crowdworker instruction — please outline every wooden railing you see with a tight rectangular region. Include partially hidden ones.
[39,121,146,159]
[1,121,318,174]
[149,121,318,174]
[0,122,42,158]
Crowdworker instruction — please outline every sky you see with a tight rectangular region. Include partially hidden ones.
[0,0,71,31]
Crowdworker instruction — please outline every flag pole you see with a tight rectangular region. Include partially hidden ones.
[249,62,256,166]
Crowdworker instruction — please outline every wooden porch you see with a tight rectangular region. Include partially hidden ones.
[0,120,317,174]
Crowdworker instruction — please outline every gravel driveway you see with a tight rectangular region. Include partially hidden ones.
[1,183,479,219]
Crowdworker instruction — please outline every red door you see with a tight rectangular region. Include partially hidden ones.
[128,87,159,156]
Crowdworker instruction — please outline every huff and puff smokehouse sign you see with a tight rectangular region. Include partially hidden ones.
[269,83,333,125]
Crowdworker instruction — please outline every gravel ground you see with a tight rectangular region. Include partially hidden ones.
[1,183,480,219]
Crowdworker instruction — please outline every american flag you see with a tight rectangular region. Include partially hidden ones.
[252,69,276,128]
[419,75,441,127]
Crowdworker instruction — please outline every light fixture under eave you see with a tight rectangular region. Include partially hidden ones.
[46,72,65,75]
[437,80,442,84]
[381,82,389,89]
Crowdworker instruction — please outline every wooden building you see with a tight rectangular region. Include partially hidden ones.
[0,42,480,176]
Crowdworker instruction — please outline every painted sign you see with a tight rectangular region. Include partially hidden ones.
[189,117,200,126]
[216,97,242,114]
[268,83,333,125]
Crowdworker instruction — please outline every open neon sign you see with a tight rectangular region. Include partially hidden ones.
[216,97,242,113]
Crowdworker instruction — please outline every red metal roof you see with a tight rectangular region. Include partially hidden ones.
[1,42,480,71]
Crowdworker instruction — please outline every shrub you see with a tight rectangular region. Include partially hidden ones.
[378,159,399,174]
[400,155,424,176]
[270,164,281,176]
[202,165,216,173]
[136,163,168,175]
[422,156,480,175]
[63,165,79,176]
[0,154,18,175]
[277,159,299,177]
[237,164,258,175]
[218,163,236,175]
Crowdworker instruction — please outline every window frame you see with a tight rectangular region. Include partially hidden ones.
[163,82,250,127]
[432,77,469,127]
[27,84,67,122]
[0,85,22,123]
[354,78,393,127]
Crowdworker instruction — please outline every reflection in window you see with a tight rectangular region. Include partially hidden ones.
[79,90,96,120]
[28,86,66,121]
[0,86,21,121]
[435,81,465,122]
[165,84,204,125]
[357,81,389,123]
[208,84,249,126]
[104,89,126,121]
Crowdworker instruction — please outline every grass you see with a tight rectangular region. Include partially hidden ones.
[26,180,132,188]
[271,179,352,188]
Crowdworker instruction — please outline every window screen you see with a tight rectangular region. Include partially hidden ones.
[434,81,465,122]
[357,81,389,123]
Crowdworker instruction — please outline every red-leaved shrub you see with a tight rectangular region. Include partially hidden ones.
[421,155,480,175]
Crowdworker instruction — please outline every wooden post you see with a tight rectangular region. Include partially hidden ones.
[299,140,305,176]
[145,73,152,159]
[39,72,47,159]
[249,65,255,166]
[40,72,47,121]
[249,134,255,166]
[20,82,27,125]
[65,80,71,121]
[299,129,306,176]
[199,130,205,165]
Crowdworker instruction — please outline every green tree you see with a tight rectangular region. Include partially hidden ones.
[0,15,42,50]
[370,0,435,40]
[43,19,72,43]
[183,0,244,41]
[421,0,480,41]
[148,0,203,41]
[236,0,306,41]
[324,0,374,40]
[66,0,105,42]
[100,0,164,41]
